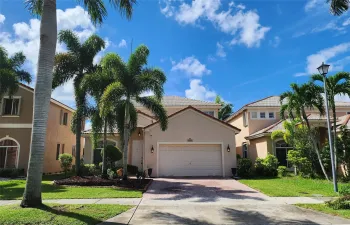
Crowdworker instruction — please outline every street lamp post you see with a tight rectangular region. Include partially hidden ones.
[317,62,338,192]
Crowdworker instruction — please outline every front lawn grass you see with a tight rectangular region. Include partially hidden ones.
[0,174,142,200]
[296,204,350,219]
[0,204,131,225]
[240,176,345,197]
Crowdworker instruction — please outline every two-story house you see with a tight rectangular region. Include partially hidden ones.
[225,96,350,166]
[83,96,241,177]
[0,84,79,173]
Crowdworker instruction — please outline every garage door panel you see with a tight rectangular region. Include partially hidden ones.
[159,144,222,177]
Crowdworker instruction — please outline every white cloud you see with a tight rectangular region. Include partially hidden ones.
[305,0,322,11]
[312,21,345,33]
[171,56,211,77]
[335,94,350,102]
[140,90,154,97]
[185,79,216,101]
[295,42,350,76]
[269,36,280,48]
[294,72,308,77]
[343,18,350,26]
[0,6,101,107]
[216,42,226,58]
[160,0,270,48]
[0,14,5,24]
[118,39,127,48]
[292,31,307,38]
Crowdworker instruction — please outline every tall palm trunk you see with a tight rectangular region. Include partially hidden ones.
[332,103,338,171]
[21,0,57,207]
[122,99,130,180]
[102,118,108,177]
[75,96,82,176]
[302,109,330,181]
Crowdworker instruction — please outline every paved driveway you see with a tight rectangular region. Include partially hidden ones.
[104,178,350,224]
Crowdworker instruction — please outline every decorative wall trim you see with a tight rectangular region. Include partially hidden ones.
[0,124,32,128]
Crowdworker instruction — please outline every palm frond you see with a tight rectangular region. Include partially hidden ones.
[328,0,349,15]
[311,74,325,83]
[128,45,149,78]
[81,34,106,64]
[331,72,350,84]
[78,0,107,25]
[0,69,18,97]
[137,68,166,100]
[24,0,43,16]
[58,30,81,54]
[101,53,128,84]
[100,82,126,116]
[52,53,78,89]
[9,52,26,69]
[136,96,168,131]
[109,0,136,20]
[16,70,32,84]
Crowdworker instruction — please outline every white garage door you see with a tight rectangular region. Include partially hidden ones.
[159,144,223,177]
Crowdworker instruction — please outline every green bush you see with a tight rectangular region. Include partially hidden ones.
[81,164,100,176]
[107,168,116,179]
[0,168,25,178]
[277,166,287,177]
[339,185,350,196]
[326,196,350,210]
[237,158,252,177]
[102,145,122,164]
[58,153,73,177]
[254,154,279,177]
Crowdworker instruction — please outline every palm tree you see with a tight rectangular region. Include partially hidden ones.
[0,46,32,98]
[280,82,329,180]
[81,57,118,177]
[22,0,136,207]
[311,72,350,169]
[215,95,233,120]
[52,30,106,176]
[328,0,349,15]
[100,46,168,179]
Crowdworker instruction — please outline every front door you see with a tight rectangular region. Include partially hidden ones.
[276,149,287,166]
[132,140,143,170]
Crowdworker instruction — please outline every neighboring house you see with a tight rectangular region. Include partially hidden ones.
[0,84,80,173]
[225,96,350,166]
[83,96,240,177]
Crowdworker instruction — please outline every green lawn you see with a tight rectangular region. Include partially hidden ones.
[297,204,350,219]
[240,176,345,197]
[0,204,132,225]
[0,174,142,200]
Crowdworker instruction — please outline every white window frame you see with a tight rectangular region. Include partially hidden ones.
[250,111,276,120]
[260,112,266,119]
[1,96,21,117]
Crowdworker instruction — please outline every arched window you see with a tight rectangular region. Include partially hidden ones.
[0,137,19,168]
[275,140,293,167]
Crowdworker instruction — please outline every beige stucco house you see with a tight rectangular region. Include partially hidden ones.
[225,96,350,166]
[83,96,240,177]
[0,84,80,173]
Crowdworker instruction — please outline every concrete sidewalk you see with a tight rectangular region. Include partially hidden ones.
[0,196,335,206]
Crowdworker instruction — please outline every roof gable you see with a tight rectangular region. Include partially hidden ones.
[144,105,241,133]
[134,96,220,107]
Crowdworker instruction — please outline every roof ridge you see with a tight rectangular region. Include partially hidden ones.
[246,95,279,107]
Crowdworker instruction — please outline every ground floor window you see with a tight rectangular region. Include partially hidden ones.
[275,140,293,167]
[0,138,19,168]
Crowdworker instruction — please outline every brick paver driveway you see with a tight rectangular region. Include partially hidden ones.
[143,178,268,203]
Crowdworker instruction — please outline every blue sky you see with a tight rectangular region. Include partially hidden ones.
[1,0,350,113]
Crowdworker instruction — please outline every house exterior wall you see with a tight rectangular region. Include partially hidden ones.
[0,85,78,173]
[144,109,236,177]
[228,111,249,156]
[248,137,272,162]
[247,110,280,134]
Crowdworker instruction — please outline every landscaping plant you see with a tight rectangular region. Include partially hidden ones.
[277,166,288,177]
[102,145,123,170]
[58,153,73,178]
[237,158,252,177]
[254,154,279,177]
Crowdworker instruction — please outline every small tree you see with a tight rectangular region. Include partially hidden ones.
[58,153,73,178]
[338,126,350,177]
[101,145,122,169]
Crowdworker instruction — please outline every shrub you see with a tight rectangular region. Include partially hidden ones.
[107,168,116,179]
[339,185,350,196]
[237,158,252,177]
[254,154,278,177]
[326,196,350,210]
[0,168,25,178]
[81,164,100,176]
[102,145,123,168]
[277,166,287,177]
[58,153,73,178]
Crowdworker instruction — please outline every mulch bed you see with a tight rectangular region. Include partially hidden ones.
[53,176,152,191]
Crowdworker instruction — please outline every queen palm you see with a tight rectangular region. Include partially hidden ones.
[280,82,329,180]
[215,95,233,120]
[22,0,136,207]
[311,72,350,169]
[81,57,119,177]
[100,46,168,179]
[52,30,106,176]
[0,46,31,98]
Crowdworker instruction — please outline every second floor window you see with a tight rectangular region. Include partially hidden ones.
[2,98,20,116]
[60,110,68,126]
[260,112,266,118]
[203,111,214,117]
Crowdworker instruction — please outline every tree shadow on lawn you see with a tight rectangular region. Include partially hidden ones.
[36,204,103,225]
[0,183,68,200]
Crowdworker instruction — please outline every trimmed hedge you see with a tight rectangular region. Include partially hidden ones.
[0,168,25,178]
